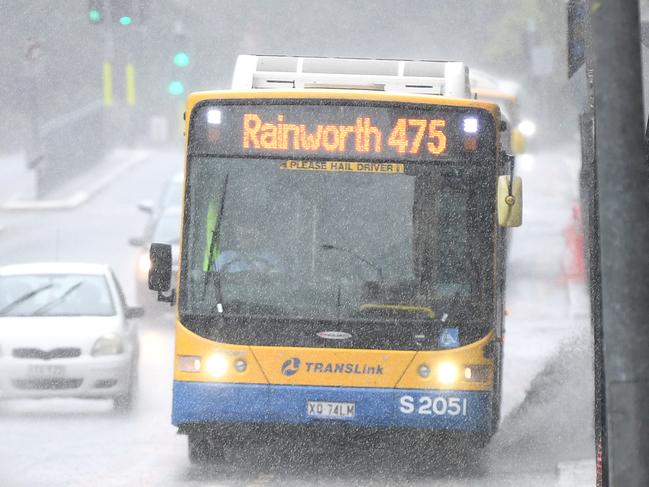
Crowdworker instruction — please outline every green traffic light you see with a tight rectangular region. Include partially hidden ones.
[173,52,190,68]
[168,80,185,96]
[119,16,133,26]
[89,9,101,23]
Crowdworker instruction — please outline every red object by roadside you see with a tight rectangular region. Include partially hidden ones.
[563,205,586,281]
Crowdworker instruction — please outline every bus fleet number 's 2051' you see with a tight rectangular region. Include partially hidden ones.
[399,396,468,416]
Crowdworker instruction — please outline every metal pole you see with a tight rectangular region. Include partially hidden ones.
[577,2,608,483]
[590,1,649,485]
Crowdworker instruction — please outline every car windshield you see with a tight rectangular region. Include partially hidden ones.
[0,274,115,317]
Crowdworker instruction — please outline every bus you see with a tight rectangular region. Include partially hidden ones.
[470,69,526,154]
[147,55,523,463]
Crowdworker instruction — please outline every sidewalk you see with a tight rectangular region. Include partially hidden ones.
[0,148,150,211]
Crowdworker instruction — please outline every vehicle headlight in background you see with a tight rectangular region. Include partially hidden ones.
[177,355,201,373]
[517,119,536,137]
[205,353,229,378]
[91,334,123,356]
[436,361,459,385]
[138,253,151,277]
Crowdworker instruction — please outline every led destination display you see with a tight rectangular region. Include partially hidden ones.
[190,101,496,162]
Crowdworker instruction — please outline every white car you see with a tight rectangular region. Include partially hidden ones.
[0,263,141,411]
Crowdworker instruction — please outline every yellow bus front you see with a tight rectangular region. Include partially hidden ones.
[171,91,505,442]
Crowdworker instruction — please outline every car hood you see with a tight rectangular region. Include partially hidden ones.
[0,315,123,354]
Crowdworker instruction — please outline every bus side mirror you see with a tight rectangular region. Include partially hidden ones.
[148,243,172,292]
[497,175,523,227]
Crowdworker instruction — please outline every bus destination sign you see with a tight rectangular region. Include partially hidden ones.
[191,102,495,162]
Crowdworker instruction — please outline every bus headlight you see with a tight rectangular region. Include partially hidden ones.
[436,361,459,385]
[205,353,229,378]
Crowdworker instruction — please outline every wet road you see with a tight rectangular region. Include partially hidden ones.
[0,148,594,486]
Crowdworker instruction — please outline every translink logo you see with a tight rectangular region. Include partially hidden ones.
[281,358,301,376]
[280,357,384,376]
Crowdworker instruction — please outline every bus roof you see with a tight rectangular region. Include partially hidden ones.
[231,55,472,98]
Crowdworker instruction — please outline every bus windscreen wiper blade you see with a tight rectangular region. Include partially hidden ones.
[202,174,229,311]
[0,284,54,315]
[320,243,384,281]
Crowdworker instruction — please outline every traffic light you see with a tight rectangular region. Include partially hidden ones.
[111,0,134,26]
[167,80,185,96]
[111,0,149,26]
[88,0,104,24]
[168,33,190,96]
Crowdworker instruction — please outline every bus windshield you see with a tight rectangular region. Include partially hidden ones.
[180,156,494,331]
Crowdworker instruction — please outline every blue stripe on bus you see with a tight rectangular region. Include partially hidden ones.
[172,381,492,432]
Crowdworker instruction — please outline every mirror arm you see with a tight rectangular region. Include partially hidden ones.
[157,288,176,305]
[505,152,516,196]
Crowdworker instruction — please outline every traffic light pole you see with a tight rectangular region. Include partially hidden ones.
[590,1,649,485]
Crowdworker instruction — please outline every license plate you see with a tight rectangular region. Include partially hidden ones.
[307,400,356,419]
[27,364,66,378]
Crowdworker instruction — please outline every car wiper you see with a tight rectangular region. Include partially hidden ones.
[0,284,54,315]
[202,174,229,312]
[320,243,383,281]
[32,281,85,316]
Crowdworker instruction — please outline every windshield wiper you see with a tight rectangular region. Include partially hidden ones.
[32,281,85,316]
[0,284,54,315]
[320,243,384,281]
[202,174,229,312]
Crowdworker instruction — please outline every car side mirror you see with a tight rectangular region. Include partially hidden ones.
[128,237,145,247]
[125,306,145,319]
[137,200,154,214]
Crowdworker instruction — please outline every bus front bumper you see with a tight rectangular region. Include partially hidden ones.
[172,381,492,432]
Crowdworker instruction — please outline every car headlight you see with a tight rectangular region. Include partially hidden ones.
[138,253,152,277]
[92,334,123,356]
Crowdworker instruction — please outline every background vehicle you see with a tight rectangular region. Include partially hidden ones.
[0,263,141,411]
[148,56,522,463]
[136,171,184,218]
[470,69,529,154]
[130,206,181,317]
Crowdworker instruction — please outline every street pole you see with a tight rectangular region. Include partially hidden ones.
[590,1,649,485]
[24,39,44,198]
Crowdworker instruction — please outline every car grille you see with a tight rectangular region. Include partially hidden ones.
[12,379,83,390]
[12,348,81,360]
